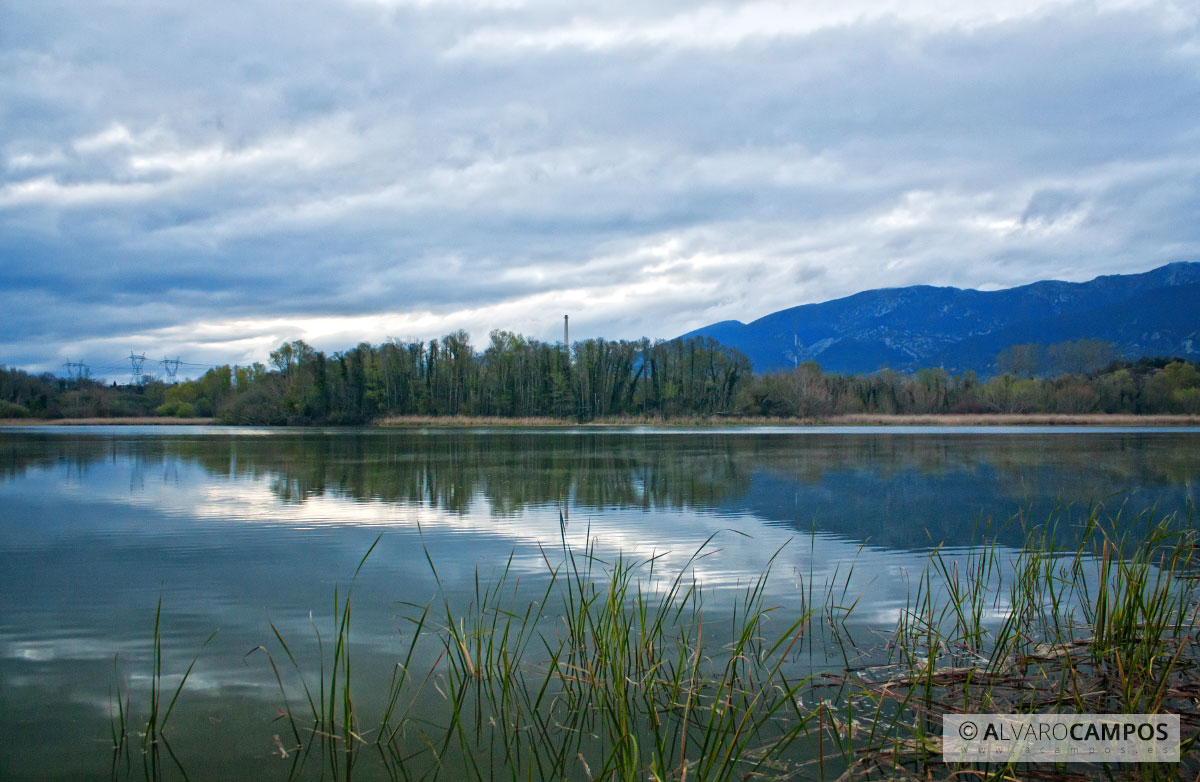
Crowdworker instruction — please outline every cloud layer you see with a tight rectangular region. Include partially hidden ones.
[3,0,1199,376]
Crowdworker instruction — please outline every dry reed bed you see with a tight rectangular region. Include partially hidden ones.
[824,413,1200,426]
[2,413,1195,427]
[376,413,1200,428]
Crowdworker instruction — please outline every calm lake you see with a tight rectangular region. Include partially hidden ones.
[1,426,1197,780]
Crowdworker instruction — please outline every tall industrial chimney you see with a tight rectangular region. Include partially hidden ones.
[564,314,569,347]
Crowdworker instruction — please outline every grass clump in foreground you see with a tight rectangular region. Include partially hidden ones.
[821,508,1200,781]
[254,520,816,781]
[125,505,1200,781]
[110,597,217,781]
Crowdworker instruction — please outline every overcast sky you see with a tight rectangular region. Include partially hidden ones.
[3,0,1199,377]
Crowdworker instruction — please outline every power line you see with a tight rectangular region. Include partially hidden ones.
[34,353,228,382]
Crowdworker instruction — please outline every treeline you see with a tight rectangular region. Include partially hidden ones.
[996,339,1119,378]
[740,355,1200,417]
[158,333,750,424]
[0,368,166,419]
[2,335,1198,423]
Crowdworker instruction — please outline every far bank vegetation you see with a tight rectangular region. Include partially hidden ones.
[2,334,1198,424]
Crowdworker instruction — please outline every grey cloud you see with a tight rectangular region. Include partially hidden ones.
[1021,189,1084,226]
[2,0,1199,373]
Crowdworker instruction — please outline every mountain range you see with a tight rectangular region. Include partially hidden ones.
[679,262,1200,375]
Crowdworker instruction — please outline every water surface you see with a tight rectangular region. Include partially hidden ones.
[1,426,1196,779]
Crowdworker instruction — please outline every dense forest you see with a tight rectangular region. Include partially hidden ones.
[2,333,1199,423]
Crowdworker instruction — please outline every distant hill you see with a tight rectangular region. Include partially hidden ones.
[679,262,1200,375]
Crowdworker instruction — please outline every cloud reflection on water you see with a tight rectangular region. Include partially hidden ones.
[0,428,1196,778]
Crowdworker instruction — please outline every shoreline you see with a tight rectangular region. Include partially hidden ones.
[810,412,1200,426]
[2,413,1198,428]
[0,417,217,426]
[377,413,1200,427]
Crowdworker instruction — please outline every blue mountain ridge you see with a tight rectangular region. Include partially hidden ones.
[678,262,1200,375]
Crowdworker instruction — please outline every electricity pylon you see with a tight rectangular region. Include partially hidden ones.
[160,356,180,381]
[128,352,147,386]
